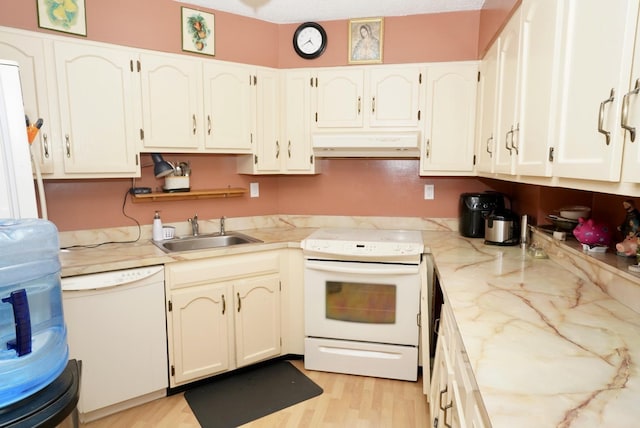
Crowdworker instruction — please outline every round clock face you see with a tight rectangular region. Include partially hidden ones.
[293,22,327,59]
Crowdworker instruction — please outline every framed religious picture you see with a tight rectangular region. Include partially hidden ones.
[348,17,383,64]
[37,0,87,36]
[181,7,215,56]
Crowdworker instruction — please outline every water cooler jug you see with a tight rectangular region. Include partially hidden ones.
[0,219,68,408]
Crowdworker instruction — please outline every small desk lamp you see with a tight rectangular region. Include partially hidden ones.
[151,153,174,178]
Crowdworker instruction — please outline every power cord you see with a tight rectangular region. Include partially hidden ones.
[60,187,142,250]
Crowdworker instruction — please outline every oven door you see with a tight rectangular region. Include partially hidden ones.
[304,259,420,346]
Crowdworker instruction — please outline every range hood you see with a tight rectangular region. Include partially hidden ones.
[312,132,420,158]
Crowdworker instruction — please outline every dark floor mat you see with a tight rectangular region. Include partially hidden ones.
[184,360,323,428]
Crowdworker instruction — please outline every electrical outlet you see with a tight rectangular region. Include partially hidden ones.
[250,182,259,198]
[424,184,434,200]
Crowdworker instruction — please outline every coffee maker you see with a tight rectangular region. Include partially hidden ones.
[458,192,505,238]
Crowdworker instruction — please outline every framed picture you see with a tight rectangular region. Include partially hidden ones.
[37,0,87,36]
[348,17,384,64]
[181,7,215,56]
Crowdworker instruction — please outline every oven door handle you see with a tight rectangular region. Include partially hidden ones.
[305,260,419,275]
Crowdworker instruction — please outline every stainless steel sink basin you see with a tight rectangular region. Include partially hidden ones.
[154,232,262,253]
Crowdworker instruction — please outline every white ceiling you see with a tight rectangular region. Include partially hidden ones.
[175,0,486,24]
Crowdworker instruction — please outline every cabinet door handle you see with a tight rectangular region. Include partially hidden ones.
[42,133,49,158]
[372,96,376,113]
[425,139,430,158]
[288,140,292,158]
[276,140,280,159]
[65,134,71,158]
[439,385,448,411]
[222,294,226,315]
[486,135,493,157]
[237,292,241,312]
[622,79,639,142]
[207,115,212,135]
[443,401,453,428]
[505,128,513,154]
[598,88,615,146]
[511,123,520,155]
[357,96,361,115]
[192,114,197,135]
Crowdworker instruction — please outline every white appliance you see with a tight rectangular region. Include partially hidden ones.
[301,228,424,381]
[61,265,168,422]
[0,60,38,218]
[312,131,420,158]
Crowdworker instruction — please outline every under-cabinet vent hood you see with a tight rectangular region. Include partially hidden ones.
[312,132,420,158]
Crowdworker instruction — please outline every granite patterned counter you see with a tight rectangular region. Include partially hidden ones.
[425,230,640,428]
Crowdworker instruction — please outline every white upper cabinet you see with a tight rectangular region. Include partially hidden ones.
[493,8,520,175]
[313,65,422,131]
[476,41,499,174]
[315,68,365,128]
[203,61,254,153]
[513,0,560,177]
[420,62,478,175]
[477,1,561,179]
[251,68,281,173]
[620,5,640,184]
[280,70,316,174]
[138,53,203,152]
[241,69,316,174]
[368,67,422,128]
[552,0,639,181]
[54,41,140,177]
[0,30,55,175]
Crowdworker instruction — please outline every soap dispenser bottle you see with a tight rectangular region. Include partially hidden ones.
[152,211,163,241]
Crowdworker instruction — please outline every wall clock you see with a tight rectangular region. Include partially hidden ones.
[293,22,327,59]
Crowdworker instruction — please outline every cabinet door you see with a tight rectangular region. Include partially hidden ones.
[514,0,561,177]
[476,42,499,174]
[420,62,477,174]
[139,53,203,151]
[493,9,521,175]
[203,62,254,152]
[234,274,281,368]
[282,70,315,173]
[315,68,364,128]
[429,321,446,427]
[54,41,139,176]
[169,283,231,386]
[253,68,281,172]
[368,66,421,128]
[621,14,640,183]
[552,0,638,181]
[0,31,54,174]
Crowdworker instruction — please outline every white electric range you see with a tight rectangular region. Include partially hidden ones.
[301,228,424,381]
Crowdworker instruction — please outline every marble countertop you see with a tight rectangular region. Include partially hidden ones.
[426,230,640,428]
[58,217,640,427]
[59,226,315,277]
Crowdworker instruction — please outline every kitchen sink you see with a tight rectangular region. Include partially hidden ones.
[154,232,262,253]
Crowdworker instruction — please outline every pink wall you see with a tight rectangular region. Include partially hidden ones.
[0,0,496,232]
[477,0,520,58]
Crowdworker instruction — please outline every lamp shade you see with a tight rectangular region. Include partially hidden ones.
[150,153,174,178]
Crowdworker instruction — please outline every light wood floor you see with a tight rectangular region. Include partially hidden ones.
[82,359,430,427]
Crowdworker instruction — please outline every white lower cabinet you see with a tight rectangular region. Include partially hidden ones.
[165,251,282,388]
[430,301,489,428]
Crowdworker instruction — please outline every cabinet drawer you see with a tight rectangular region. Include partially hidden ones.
[166,251,280,289]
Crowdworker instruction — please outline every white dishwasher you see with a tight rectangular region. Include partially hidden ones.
[61,265,168,422]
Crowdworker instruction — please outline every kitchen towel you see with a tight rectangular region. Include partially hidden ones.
[184,360,323,428]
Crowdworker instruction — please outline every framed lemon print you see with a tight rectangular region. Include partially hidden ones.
[37,0,87,36]
[181,7,215,56]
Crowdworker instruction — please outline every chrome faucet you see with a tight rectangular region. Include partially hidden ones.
[220,216,226,236]
[188,214,199,236]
